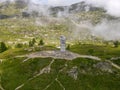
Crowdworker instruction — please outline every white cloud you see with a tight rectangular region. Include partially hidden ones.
[47,0,84,6]
[92,20,120,40]
[86,0,120,17]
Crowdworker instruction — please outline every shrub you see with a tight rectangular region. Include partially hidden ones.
[66,44,70,50]
[0,42,7,53]
[15,43,23,48]
[29,41,33,47]
[38,39,44,46]
[32,38,36,45]
[88,49,94,54]
[113,41,119,48]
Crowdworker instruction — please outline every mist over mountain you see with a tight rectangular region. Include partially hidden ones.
[0,1,104,18]
[1,0,120,17]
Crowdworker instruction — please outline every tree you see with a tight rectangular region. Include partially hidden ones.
[29,41,33,47]
[32,38,36,45]
[66,44,70,50]
[113,41,119,48]
[29,38,36,47]
[15,43,23,48]
[38,39,44,46]
[88,49,94,55]
[0,42,7,53]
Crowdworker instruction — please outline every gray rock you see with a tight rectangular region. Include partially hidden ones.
[93,62,112,73]
[67,66,78,80]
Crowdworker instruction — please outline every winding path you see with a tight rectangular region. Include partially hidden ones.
[15,59,55,90]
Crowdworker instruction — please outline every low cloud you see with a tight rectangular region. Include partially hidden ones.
[86,0,120,17]
[92,20,120,41]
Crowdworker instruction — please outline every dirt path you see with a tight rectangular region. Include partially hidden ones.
[106,60,120,70]
[0,76,5,90]
[43,66,66,90]
[16,50,101,62]
[0,84,5,90]
[16,50,120,71]
[55,78,65,90]
[15,59,55,90]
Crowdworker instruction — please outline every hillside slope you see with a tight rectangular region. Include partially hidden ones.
[0,53,120,90]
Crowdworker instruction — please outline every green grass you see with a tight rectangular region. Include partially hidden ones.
[58,73,120,90]
[0,45,56,59]
[111,59,120,66]
[0,57,119,90]
[70,44,120,59]
[0,48,30,59]
[0,57,52,90]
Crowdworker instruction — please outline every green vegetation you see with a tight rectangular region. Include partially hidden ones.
[0,48,29,59]
[77,10,106,24]
[70,44,120,59]
[0,42,7,53]
[66,44,70,50]
[28,38,36,47]
[0,57,119,90]
[0,18,69,45]
[38,39,44,46]
[0,58,52,90]
[113,41,119,48]
[111,59,120,66]
[15,43,23,48]
[29,40,34,47]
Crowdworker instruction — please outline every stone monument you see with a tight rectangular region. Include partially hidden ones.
[60,35,66,52]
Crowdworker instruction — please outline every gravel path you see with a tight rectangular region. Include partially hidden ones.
[18,50,101,62]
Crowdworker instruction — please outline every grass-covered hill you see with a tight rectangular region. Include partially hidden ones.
[1,57,120,90]
[0,44,120,90]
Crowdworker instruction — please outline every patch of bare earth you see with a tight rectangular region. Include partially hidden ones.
[21,50,101,62]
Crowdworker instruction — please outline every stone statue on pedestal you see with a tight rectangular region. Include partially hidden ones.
[60,35,66,52]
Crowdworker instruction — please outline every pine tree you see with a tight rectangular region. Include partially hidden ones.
[113,41,119,48]
[0,42,7,53]
[29,41,33,47]
[38,39,44,46]
[66,44,70,50]
[32,38,36,45]
[29,38,36,47]
[15,43,23,48]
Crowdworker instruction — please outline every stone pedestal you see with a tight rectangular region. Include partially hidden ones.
[60,35,66,52]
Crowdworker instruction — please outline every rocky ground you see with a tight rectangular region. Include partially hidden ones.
[16,50,101,61]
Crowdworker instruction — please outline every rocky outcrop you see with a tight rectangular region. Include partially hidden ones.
[67,66,78,80]
[49,1,104,16]
[93,62,112,73]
